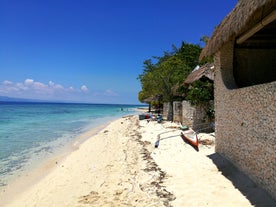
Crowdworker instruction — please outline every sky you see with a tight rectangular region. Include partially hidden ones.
[0,0,238,104]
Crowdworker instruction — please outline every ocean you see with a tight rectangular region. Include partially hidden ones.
[0,102,140,189]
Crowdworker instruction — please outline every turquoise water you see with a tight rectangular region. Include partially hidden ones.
[0,102,139,188]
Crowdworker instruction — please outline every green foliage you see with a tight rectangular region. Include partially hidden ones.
[177,42,202,69]
[137,40,215,121]
[138,91,148,103]
[199,35,214,64]
[137,42,202,103]
[200,35,209,45]
[137,36,214,119]
[186,79,215,121]
[186,80,214,105]
[206,106,215,120]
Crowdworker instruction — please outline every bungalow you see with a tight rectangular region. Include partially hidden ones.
[176,63,215,132]
[200,0,276,199]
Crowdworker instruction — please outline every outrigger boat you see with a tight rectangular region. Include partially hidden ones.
[180,128,199,147]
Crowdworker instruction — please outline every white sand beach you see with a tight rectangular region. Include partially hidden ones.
[1,115,275,207]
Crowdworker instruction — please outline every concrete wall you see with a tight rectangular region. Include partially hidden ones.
[214,40,276,199]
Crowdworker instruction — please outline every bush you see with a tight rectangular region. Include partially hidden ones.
[186,80,214,105]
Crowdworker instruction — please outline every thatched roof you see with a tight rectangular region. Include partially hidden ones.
[200,0,276,60]
[184,63,215,84]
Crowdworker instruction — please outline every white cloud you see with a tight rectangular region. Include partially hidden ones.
[25,79,34,86]
[81,85,88,92]
[33,81,47,90]
[49,81,55,87]
[104,89,118,96]
[0,79,89,100]
[15,82,27,91]
[69,86,75,91]
[3,80,13,85]
[54,84,64,90]
[48,81,64,91]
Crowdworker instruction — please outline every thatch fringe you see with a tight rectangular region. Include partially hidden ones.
[200,0,276,60]
[184,63,214,84]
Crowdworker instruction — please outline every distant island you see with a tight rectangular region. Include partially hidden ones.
[0,96,46,103]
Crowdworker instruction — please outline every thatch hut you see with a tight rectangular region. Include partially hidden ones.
[200,0,276,199]
[177,63,215,132]
[184,63,214,85]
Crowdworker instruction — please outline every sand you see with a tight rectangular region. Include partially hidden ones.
[1,115,275,207]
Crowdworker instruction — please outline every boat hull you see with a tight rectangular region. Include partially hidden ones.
[180,130,199,147]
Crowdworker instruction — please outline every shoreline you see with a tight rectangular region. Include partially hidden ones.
[1,115,275,206]
[0,120,112,206]
[0,106,139,200]
[0,103,140,195]
[1,115,170,206]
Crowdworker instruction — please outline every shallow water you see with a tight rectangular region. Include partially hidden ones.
[0,102,139,188]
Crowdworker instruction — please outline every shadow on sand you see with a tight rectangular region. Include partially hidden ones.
[207,153,276,207]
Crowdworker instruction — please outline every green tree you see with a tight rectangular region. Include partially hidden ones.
[200,35,209,45]
[199,35,214,64]
[137,42,202,120]
[186,80,214,105]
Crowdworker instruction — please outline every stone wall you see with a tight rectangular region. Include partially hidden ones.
[162,101,214,132]
[173,101,182,122]
[181,101,194,126]
[214,40,276,199]
[181,101,214,132]
[162,102,172,121]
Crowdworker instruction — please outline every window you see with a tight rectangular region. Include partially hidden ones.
[234,20,276,87]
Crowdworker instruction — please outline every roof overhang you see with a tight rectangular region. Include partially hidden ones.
[200,0,276,60]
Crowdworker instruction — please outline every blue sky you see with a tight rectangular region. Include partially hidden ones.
[0,0,237,104]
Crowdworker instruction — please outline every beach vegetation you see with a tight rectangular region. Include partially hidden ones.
[138,41,202,101]
[186,79,214,106]
[137,41,214,120]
